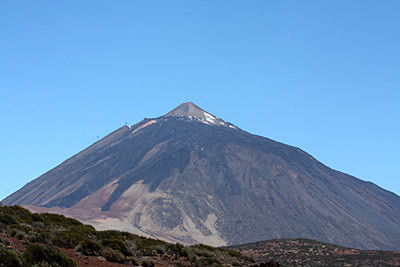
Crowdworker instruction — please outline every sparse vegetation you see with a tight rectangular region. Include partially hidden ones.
[0,205,256,266]
[0,247,23,267]
[23,243,76,267]
[76,238,102,256]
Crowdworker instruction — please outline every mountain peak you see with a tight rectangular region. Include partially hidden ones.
[163,102,208,118]
[163,102,230,126]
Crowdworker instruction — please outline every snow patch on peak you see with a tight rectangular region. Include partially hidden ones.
[162,102,238,128]
[203,112,217,124]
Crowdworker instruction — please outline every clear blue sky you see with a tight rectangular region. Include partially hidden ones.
[1,1,399,200]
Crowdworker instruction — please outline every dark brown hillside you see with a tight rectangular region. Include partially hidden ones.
[3,102,400,251]
[228,238,400,266]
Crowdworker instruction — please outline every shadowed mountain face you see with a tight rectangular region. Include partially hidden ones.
[3,102,400,250]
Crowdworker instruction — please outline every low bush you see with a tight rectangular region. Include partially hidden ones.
[101,238,132,256]
[0,247,23,267]
[35,231,52,244]
[195,249,214,258]
[32,213,44,222]
[15,231,26,240]
[9,224,31,233]
[135,241,155,256]
[70,224,96,236]
[0,214,19,225]
[154,245,165,254]
[23,243,76,267]
[227,249,242,257]
[97,230,126,240]
[77,239,102,256]
[0,206,33,225]
[167,243,184,255]
[188,252,197,262]
[41,213,82,228]
[53,231,86,248]
[125,256,139,266]
[225,249,254,262]
[141,258,155,267]
[101,247,125,263]
[194,257,222,267]
[193,244,221,252]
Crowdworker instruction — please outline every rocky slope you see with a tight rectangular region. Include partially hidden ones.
[228,238,400,266]
[3,102,400,251]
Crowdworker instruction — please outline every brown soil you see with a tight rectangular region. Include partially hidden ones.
[0,233,26,252]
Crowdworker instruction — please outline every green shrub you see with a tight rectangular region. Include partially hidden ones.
[0,206,33,224]
[97,230,125,240]
[69,224,96,237]
[77,239,101,256]
[225,249,254,262]
[32,221,45,228]
[31,261,53,267]
[53,231,86,248]
[167,242,185,255]
[100,247,125,263]
[135,241,155,256]
[227,249,241,257]
[174,243,184,251]
[194,257,222,267]
[0,214,19,225]
[26,234,37,243]
[181,247,191,257]
[0,247,23,267]
[101,238,132,256]
[125,239,137,251]
[155,245,165,254]
[15,231,25,240]
[188,252,197,262]
[32,213,44,222]
[23,243,76,267]
[41,213,82,228]
[9,224,31,233]
[35,231,52,244]
[141,258,155,267]
[195,249,214,258]
[133,235,166,252]
[125,256,139,266]
[193,244,220,252]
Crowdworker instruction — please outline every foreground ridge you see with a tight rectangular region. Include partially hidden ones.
[0,205,258,266]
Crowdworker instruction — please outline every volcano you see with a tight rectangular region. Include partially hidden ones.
[3,102,400,251]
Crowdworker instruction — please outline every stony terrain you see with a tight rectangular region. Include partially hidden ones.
[3,102,400,251]
[228,238,400,266]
